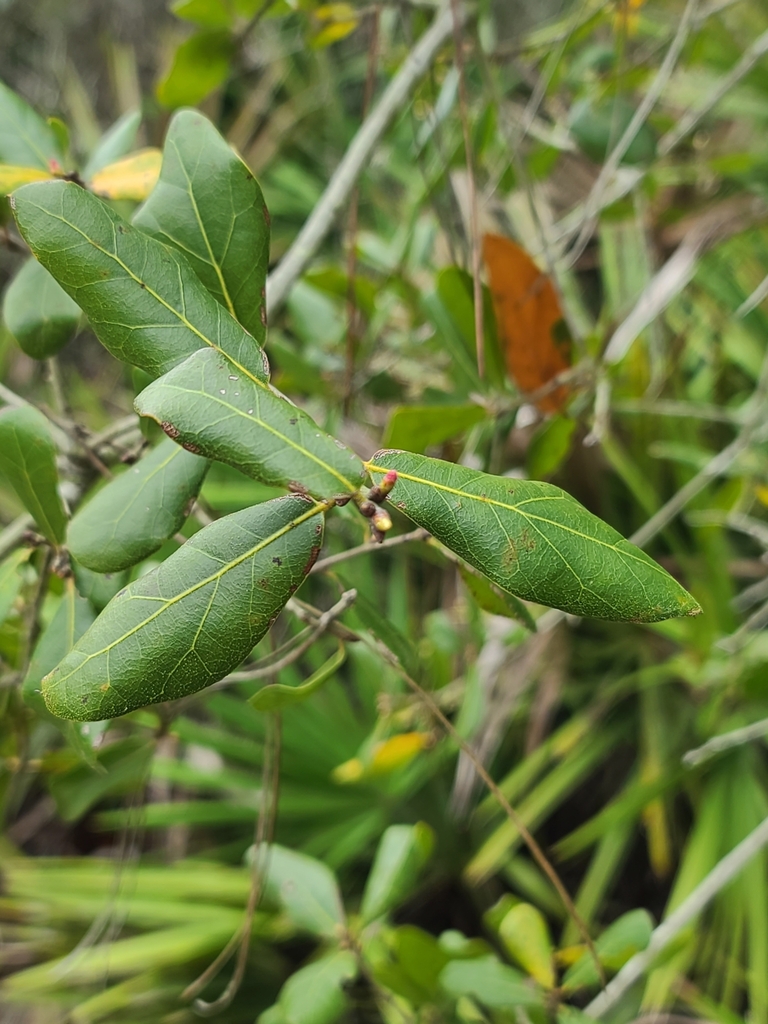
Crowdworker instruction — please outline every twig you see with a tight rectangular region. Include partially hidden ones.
[186,714,281,1013]
[585,812,768,1017]
[659,27,768,156]
[683,717,768,767]
[566,0,700,265]
[224,590,357,682]
[450,0,484,379]
[379,649,605,987]
[629,350,768,549]
[343,8,380,412]
[266,2,460,313]
[0,514,34,561]
[736,272,768,318]
[311,528,429,573]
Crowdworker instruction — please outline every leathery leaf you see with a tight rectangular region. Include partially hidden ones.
[134,109,269,342]
[68,438,209,573]
[10,180,269,382]
[368,450,701,622]
[135,347,367,499]
[42,495,326,721]
[0,404,68,545]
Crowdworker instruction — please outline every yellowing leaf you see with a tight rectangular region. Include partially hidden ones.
[755,484,768,508]
[313,4,359,47]
[483,233,571,414]
[0,164,52,196]
[369,732,430,775]
[88,149,162,201]
[498,903,555,988]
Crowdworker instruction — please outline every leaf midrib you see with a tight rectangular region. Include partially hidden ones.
[44,500,329,690]
[368,463,668,578]
[152,382,362,492]
[23,199,267,389]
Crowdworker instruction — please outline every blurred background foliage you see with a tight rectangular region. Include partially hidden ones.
[6,0,768,1022]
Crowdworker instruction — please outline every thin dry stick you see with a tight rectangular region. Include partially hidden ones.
[266,2,459,313]
[311,528,429,573]
[387,653,606,987]
[224,589,357,682]
[566,0,700,265]
[659,26,768,156]
[344,8,380,413]
[585,812,768,1017]
[683,716,768,767]
[186,713,281,1013]
[450,0,484,379]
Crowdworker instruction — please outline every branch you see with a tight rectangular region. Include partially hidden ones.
[585,812,768,1017]
[683,716,768,767]
[265,2,459,313]
[311,527,429,573]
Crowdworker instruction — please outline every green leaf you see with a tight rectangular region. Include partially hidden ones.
[382,404,487,454]
[42,495,326,720]
[374,926,450,1005]
[439,955,541,1010]
[497,903,555,988]
[457,563,536,630]
[569,97,656,166]
[11,180,269,382]
[274,950,357,1024]
[73,564,130,612]
[361,823,434,923]
[171,0,236,28]
[157,31,234,109]
[249,642,345,712]
[263,844,345,937]
[134,109,269,342]
[368,450,701,622]
[0,548,31,624]
[3,256,81,359]
[0,79,62,169]
[23,580,96,716]
[135,348,366,498]
[0,405,68,545]
[67,439,209,573]
[562,908,653,990]
[49,735,155,821]
[82,110,142,178]
[527,415,576,480]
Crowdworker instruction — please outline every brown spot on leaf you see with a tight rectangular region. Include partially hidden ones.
[503,538,518,569]
[263,204,271,228]
[161,421,180,440]
[181,440,201,455]
[260,305,267,328]
[272,557,282,567]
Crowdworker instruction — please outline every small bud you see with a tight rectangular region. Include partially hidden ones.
[368,470,398,503]
[371,508,392,533]
[357,499,376,518]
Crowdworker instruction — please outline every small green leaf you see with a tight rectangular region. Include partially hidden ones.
[439,955,540,1010]
[82,110,142,178]
[570,97,656,166]
[562,908,653,990]
[263,844,345,937]
[0,548,31,624]
[3,257,81,359]
[11,180,269,382]
[0,79,62,169]
[361,823,434,923]
[73,564,130,612]
[135,348,366,498]
[382,404,486,454]
[68,439,209,573]
[458,563,536,630]
[171,0,235,27]
[135,109,269,342]
[157,31,234,109]
[23,580,96,716]
[42,495,326,720]
[249,642,345,712]
[374,926,450,1005]
[497,903,555,988]
[0,405,68,545]
[369,450,702,622]
[274,950,357,1024]
[527,415,576,480]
